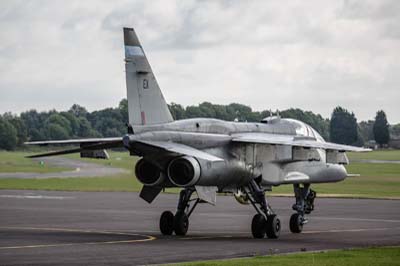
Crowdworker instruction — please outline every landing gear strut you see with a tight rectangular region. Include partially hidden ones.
[290,184,316,233]
[159,188,200,236]
[246,180,281,239]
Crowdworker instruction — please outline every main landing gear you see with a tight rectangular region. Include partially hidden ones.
[159,183,316,238]
[159,188,200,236]
[246,180,281,239]
[290,184,316,233]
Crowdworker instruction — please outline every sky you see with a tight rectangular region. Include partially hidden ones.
[0,0,399,123]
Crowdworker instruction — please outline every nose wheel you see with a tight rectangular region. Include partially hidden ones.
[289,213,304,233]
[291,184,316,233]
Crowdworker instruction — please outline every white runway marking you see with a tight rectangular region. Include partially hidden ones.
[303,227,400,234]
[0,195,75,200]
[314,216,400,223]
[0,226,156,250]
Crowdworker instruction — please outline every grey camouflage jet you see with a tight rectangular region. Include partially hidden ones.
[26,28,370,239]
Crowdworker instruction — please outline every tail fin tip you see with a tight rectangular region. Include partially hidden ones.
[123,27,141,47]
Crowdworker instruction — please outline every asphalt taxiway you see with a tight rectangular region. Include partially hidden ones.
[0,190,399,265]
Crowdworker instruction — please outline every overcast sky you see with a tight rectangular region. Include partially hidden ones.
[0,0,399,123]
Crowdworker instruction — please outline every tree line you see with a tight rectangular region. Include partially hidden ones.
[0,99,395,150]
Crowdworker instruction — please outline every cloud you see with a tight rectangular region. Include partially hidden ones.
[0,0,399,123]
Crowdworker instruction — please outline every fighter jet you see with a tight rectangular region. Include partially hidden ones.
[26,28,370,239]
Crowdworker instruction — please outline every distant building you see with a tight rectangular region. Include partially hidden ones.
[389,138,400,149]
[365,140,378,150]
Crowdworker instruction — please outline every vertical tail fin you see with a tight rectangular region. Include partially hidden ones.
[123,28,173,126]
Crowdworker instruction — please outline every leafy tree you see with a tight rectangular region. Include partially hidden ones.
[2,113,27,146]
[168,103,186,120]
[78,117,100,137]
[104,128,122,137]
[47,123,69,140]
[60,112,80,137]
[45,113,72,137]
[0,117,18,150]
[228,103,257,121]
[212,104,231,121]
[330,107,358,145]
[118,99,129,123]
[69,104,88,118]
[88,108,125,136]
[5,98,395,150]
[20,110,46,140]
[359,120,374,142]
[29,128,45,141]
[373,110,390,146]
[186,105,205,118]
[280,108,330,140]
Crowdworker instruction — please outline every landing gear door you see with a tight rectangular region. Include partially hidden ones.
[244,144,256,175]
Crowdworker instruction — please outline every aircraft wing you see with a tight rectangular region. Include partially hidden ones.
[25,137,122,146]
[25,136,223,161]
[125,138,223,162]
[231,133,371,152]
[24,138,124,158]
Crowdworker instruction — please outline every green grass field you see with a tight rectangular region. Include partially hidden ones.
[348,150,400,161]
[0,150,399,198]
[0,151,69,173]
[170,247,400,266]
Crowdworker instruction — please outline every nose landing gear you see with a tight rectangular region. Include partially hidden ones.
[290,184,316,233]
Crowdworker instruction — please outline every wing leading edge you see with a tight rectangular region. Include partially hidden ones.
[24,138,124,158]
[231,133,371,152]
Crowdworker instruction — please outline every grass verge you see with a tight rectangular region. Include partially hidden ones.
[0,151,69,173]
[347,150,400,161]
[170,247,400,266]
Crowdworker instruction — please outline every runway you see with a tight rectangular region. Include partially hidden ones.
[0,190,399,265]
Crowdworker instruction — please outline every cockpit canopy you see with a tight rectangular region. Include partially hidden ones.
[260,116,281,124]
[284,118,325,142]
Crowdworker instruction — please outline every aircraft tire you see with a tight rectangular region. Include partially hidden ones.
[289,213,303,233]
[251,214,267,239]
[174,211,189,236]
[266,214,281,239]
[160,211,174,235]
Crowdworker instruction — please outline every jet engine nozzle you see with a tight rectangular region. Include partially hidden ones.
[135,158,165,186]
[167,156,201,187]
